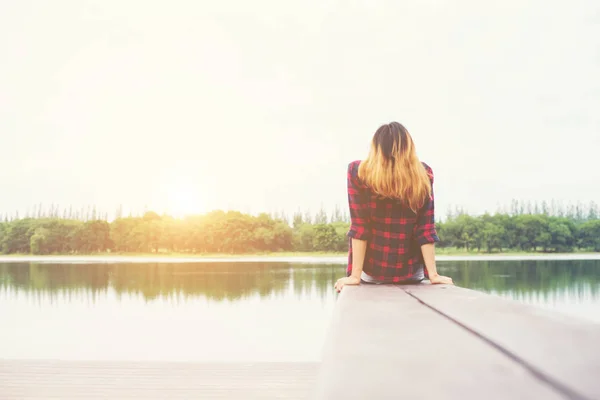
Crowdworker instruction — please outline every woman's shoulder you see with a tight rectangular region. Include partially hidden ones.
[347,160,366,187]
[421,161,434,182]
[347,160,362,175]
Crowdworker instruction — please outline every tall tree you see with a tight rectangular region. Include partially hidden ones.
[303,209,312,225]
[588,201,598,221]
[115,204,123,220]
[331,204,344,223]
[292,210,304,229]
[541,200,549,216]
[314,206,328,224]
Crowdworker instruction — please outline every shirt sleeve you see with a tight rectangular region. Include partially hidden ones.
[416,165,440,246]
[347,162,371,241]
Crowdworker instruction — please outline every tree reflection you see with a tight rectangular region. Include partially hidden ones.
[1,260,598,306]
[0,262,341,303]
[438,260,600,303]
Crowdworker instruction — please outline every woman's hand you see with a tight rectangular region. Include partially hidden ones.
[429,274,454,285]
[334,276,360,292]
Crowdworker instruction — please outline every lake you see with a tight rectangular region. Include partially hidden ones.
[0,259,599,363]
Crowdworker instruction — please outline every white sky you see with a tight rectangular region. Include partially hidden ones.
[1,0,599,219]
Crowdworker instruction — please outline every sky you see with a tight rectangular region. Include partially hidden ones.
[1,0,599,220]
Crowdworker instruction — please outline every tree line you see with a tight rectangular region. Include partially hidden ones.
[0,200,598,255]
[439,200,600,252]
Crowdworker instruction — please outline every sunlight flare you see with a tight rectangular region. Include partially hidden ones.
[165,180,205,217]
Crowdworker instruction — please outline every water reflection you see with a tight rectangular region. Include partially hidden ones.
[1,260,598,305]
[438,260,600,322]
[438,260,600,296]
[0,262,340,303]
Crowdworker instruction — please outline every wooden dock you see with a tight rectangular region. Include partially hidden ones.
[316,284,600,400]
[0,361,318,399]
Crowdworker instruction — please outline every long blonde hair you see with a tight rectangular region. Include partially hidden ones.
[358,122,431,212]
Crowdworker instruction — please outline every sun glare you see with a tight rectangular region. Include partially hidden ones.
[166,183,204,217]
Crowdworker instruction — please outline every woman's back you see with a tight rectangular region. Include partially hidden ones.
[346,159,438,282]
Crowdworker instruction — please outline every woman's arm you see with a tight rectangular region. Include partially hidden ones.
[421,243,438,277]
[335,162,370,292]
[421,243,452,284]
[416,165,453,285]
[349,238,367,280]
[335,238,367,292]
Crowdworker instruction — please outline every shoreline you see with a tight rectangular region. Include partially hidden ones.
[1,253,600,264]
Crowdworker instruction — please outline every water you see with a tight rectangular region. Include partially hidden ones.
[0,260,599,362]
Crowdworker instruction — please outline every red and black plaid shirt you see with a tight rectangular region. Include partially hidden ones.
[346,160,439,282]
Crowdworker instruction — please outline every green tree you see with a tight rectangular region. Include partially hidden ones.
[30,228,50,255]
[111,217,142,252]
[314,207,328,225]
[312,224,337,251]
[588,202,598,221]
[548,218,575,252]
[293,224,315,252]
[331,222,350,252]
[73,220,112,253]
[331,205,344,223]
[0,222,6,253]
[481,222,505,253]
[2,219,37,253]
[513,214,549,251]
[580,220,600,251]
[292,211,304,229]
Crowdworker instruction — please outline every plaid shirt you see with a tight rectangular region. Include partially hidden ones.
[346,160,440,282]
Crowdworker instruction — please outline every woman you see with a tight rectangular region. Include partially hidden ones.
[335,122,453,292]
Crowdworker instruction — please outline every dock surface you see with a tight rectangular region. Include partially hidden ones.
[316,283,600,400]
[0,361,317,399]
